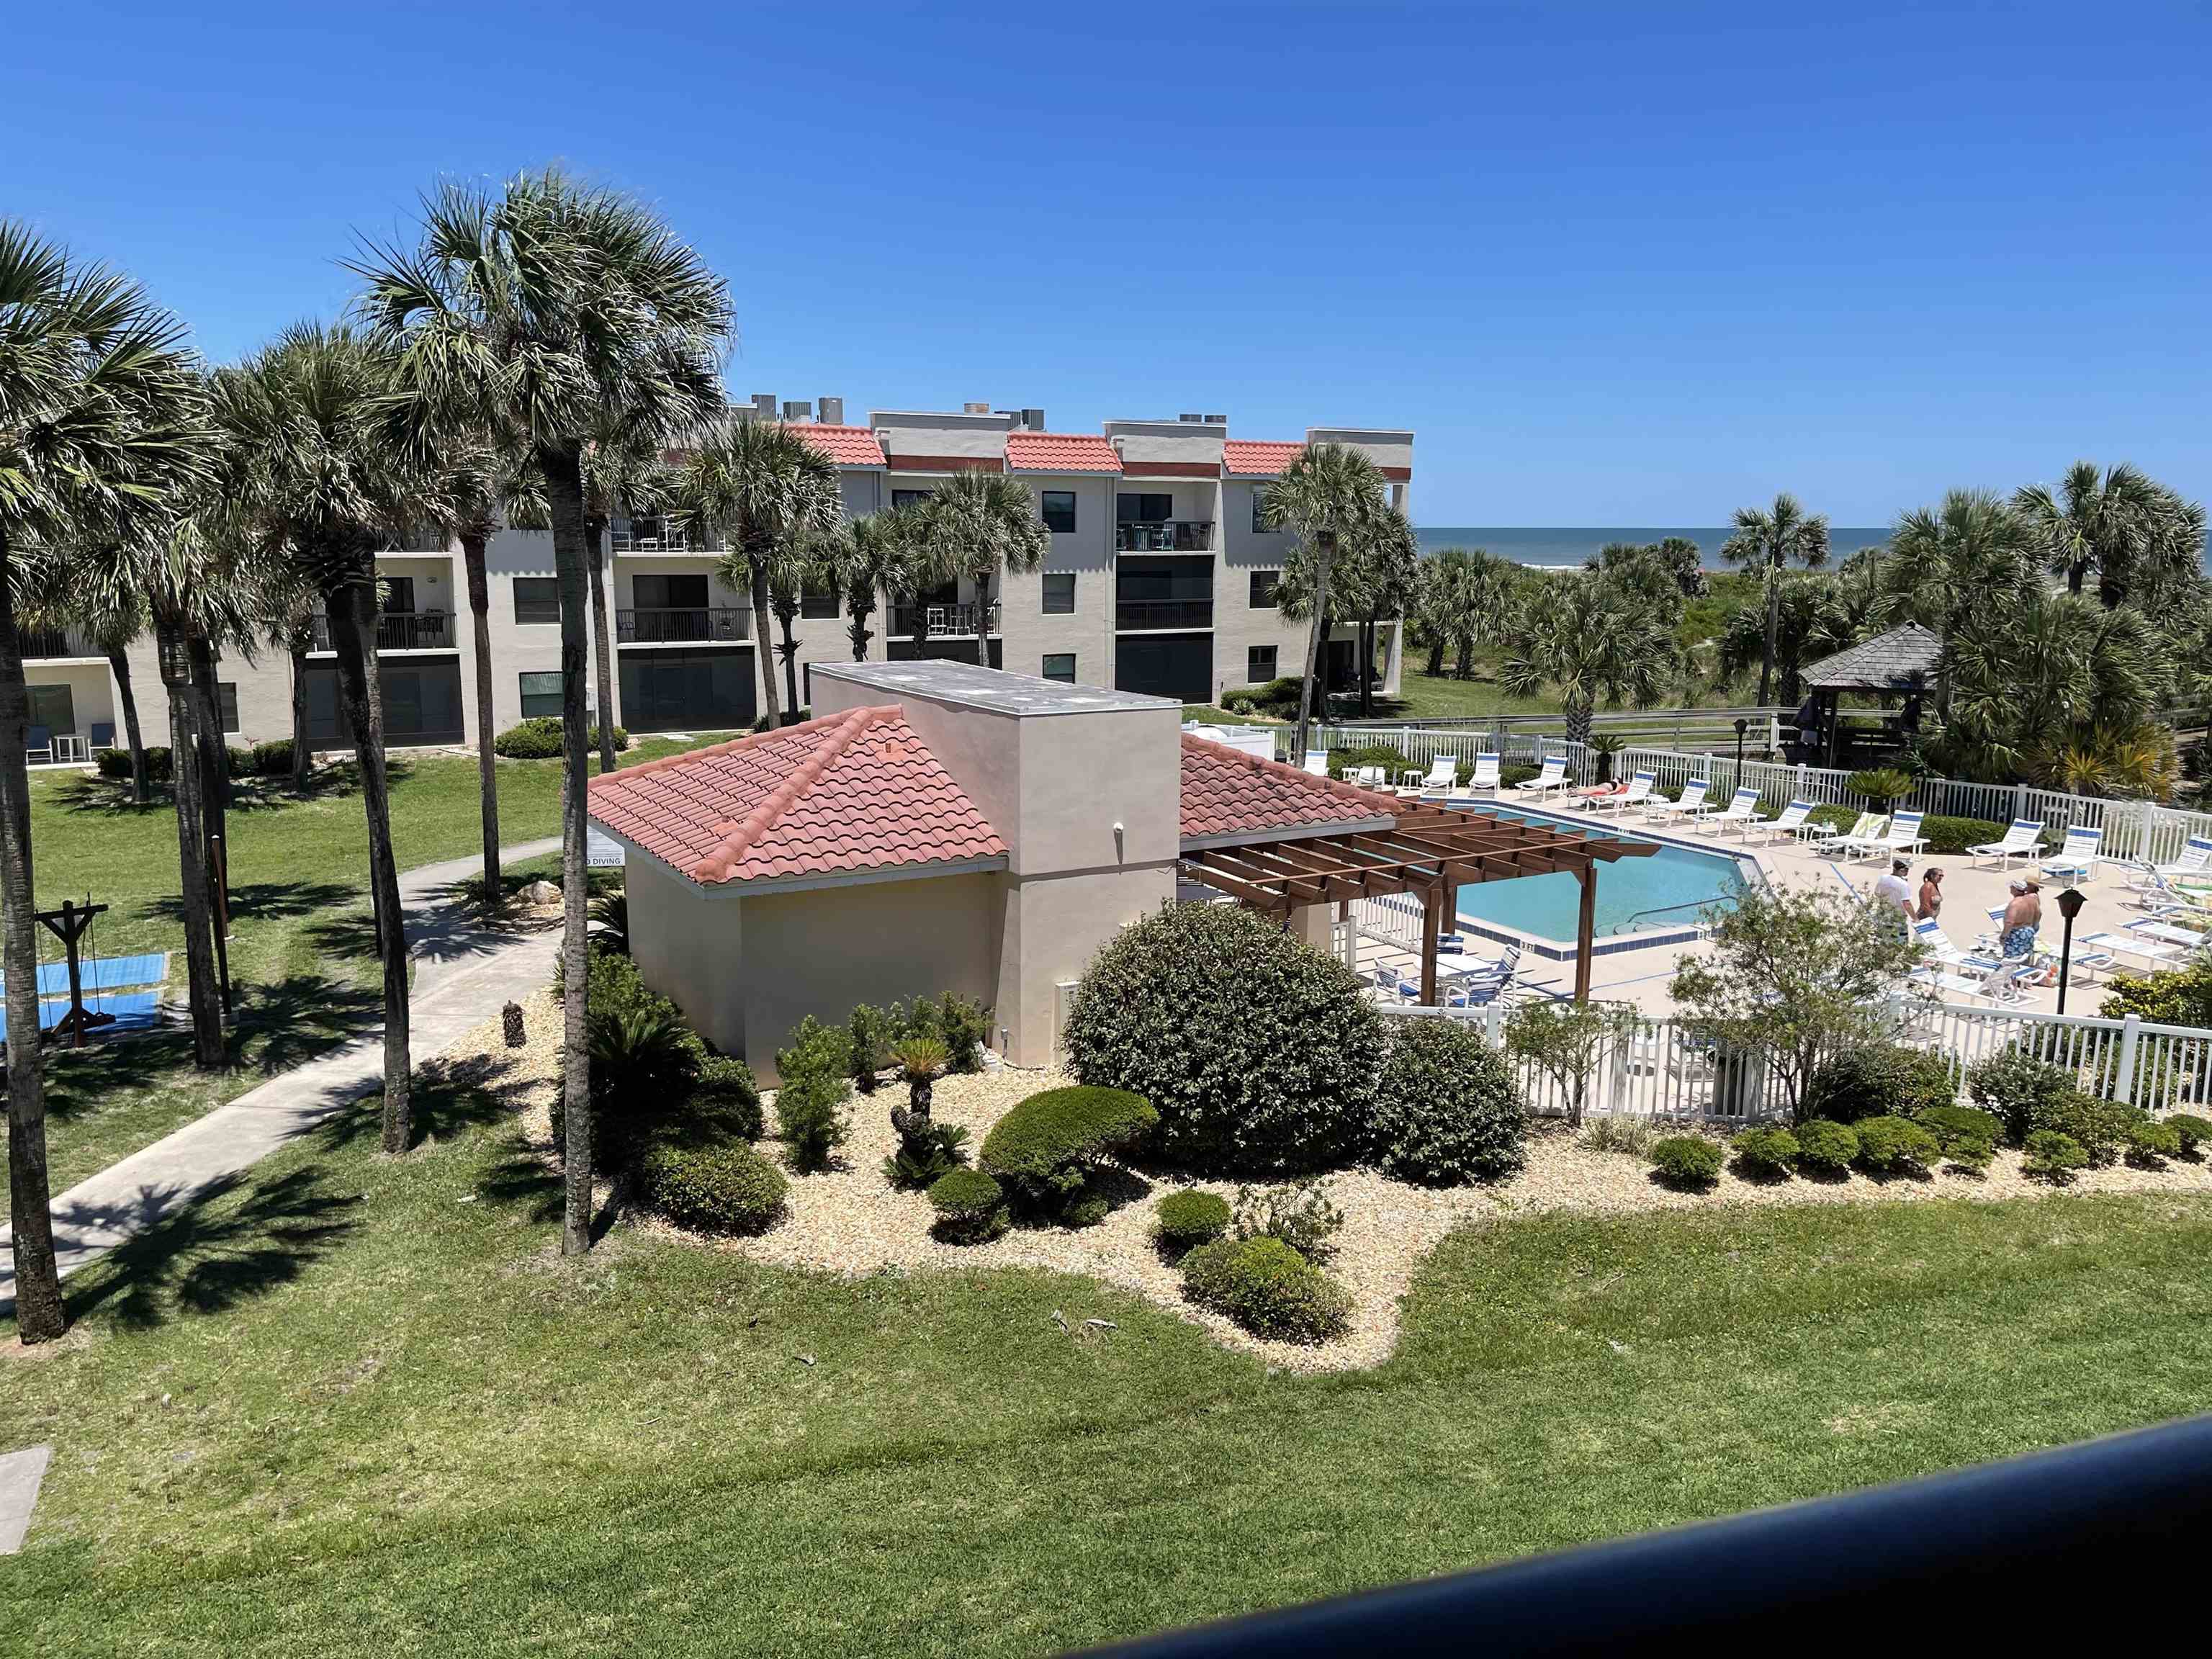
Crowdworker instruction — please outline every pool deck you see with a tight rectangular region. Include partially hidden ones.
[1359,795,2194,1020]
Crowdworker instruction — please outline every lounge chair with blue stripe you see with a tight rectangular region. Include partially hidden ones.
[2038,824,2103,886]
[1967,819,2044,869]
[1697,787,1763,837]
[1746,799,1817,844]
[1509,756,1568,798]
[1645,778,1711,824]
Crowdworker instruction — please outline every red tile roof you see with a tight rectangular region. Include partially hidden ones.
[1220,440,1303,477]
[791,423,889,467]
[1179,736,1397,842]
[589,706,1007,886]
[1004,431,1123,474]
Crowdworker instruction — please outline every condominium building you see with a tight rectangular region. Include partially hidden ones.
[18,400,1411,760]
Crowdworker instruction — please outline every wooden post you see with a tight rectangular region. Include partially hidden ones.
[35,897,107,1048]
[1573,863,1597,1004]
[207,831,232,1017]
[1420,882,1441,1007]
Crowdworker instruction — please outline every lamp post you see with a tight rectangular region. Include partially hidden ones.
[1733,716,1749,796]
[2055,886,2087,1015]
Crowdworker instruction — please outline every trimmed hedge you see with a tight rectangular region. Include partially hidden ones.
[1180,1235,1352,1344]
[2023,1129,2088,1183]
[1063,902,1386,1175]
[1850,1114,1941,1174]
[2123,1115,2182,1168]
[97,743,300,781]
[1370,1016,1527,1185]
[980,1085,1157,1223]
[1919,815,2008,855]
[2100,960,2212,1030]
[1152,1190,1231,1254]
[1222,677,1305,719]
[927,1168,1007,1243]
[1650,1135,1724,1187]
[639,1138,786,1234]
[1794,1118,1860,1174]
[493,716,630,759]
[1918,1102,2000,1172]
[1732,1125,1799,1177]
[2166,1113,2212,1158]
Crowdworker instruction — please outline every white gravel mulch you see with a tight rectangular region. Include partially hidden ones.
[453,1000,2212,1375]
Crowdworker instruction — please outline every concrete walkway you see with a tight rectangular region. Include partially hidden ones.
[0,838,567,1310]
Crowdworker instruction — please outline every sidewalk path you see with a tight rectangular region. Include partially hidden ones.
[0,839,567,1309]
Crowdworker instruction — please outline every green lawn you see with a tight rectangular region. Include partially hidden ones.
[4,1082,2209,1656]
[10,734,726,1206]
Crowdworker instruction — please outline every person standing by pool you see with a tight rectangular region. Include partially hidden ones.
[1916,865,1944,920]
[2000,877,2042,959]
[1873,857,1915,928]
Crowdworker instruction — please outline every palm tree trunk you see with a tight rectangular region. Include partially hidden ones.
[1423,637,1445,678]
[1290,532,1335,765]
[188,637,228,907]
[0,534,66,1342]
[1757,559,1781,706]
[325,578,410,1154]
[747,547,782,729]
[1565,696,1594,748]
[1357,617,1375,718]
[586,521,617,773]
[288,644,313,792]
[846,590,873,662]
[462,534,500,912]
[1454,635,1473,680]
[107,644,150,805]
[778,606,802,712]
[156,622,223,1070]
[540,442,595,1254]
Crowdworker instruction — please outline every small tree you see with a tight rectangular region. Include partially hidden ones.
[1504,999,1645,1128]
[1668,884,1926,1123]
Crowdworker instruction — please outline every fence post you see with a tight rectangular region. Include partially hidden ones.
[1485,1000,1504,1047]
[2113,1014,2141,1107]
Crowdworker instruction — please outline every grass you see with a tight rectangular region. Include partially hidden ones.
[8,734,727,1208]
[4,1082,2210,1655]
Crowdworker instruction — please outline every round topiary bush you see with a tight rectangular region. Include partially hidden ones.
[1732,1125,1799,1177]
[927,1168,1007,1244]
[1917,1102,2000,1172]
[1153,1189,1232,1254]
[1179,1235,1352,1344]
[1650,1135,1724,1188]
[1850,1114,1941,1174]
[2166,1113,2212,1159]
[2023,1129,2088,1184]
[639,1138,787,1234]
[2122,1115,2182,1168]
[979,1085,1158,1223]
[1369,1015,1528,1186]
[1062,902,1386,1175]
[1794,1118,1860,1174]
[1801,1045,1959,1127]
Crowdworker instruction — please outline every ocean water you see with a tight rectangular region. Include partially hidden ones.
[1415,526,1891,570]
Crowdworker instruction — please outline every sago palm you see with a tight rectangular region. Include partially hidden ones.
[1719,491,1829,706]
[1500,573,1676,746]
[1261,442,1387,757]
[351,167,732,1254]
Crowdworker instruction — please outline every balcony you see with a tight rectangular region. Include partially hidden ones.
[308,611,454,651]
[20,625,101,659]
[617,606,750,644]
[887,602,1000,639]
[1115,519,1213,552]
[1114,598,1215,631]
[611,521,711,554]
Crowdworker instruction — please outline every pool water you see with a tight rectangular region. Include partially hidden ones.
[1452,802,1750,940]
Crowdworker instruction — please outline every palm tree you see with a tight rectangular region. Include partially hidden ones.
[682,418,839,729]
[580,431,672,768]
[1878,490,2033,715]
[1260,443,1387,759]
[1719,493,1829,706]
[1716,571,1864,704]
[1293,505,1418,718]
[215,323,429,1154]
[817,507,921,662]
[420,436,511,906]
[1500,572,1676,745]
[2013,461,2162,603]
[352,168,732,1255]
[919,468,1048,662]
[0,222,210,1342]
[1944,586,2170,783]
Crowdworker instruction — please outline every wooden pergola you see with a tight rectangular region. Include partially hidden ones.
[1180,804,1659,1004]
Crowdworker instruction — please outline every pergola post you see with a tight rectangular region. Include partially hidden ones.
[1573,863,1597,1004]
[1420,881,1441,1007]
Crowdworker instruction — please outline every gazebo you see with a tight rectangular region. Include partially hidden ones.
[1798,622,1943,766]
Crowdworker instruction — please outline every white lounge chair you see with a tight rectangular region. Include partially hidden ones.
[1303,750,1328,777]
[1858,809,1929,862]
[1467,752,1501,795]
[1698,787,1763,837]
[1587,770,1655,816]
[1746,799,1816,845]
[1349,765,1390,791]
[2143,835,2212,884]
[1809,811,1882,855]
[2038,825,2103,886]
[1645,778,1712,824]
[1968,819,2044,869]
[1510,757,1568,798]
[1400,755,1457,799]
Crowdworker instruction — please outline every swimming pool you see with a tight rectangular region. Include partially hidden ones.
[1452,801,1752,948]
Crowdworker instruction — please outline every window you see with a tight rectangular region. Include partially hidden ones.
[379,576,416,615]
[519,671,565,720]
[218,682,240,734]
[892,488,934,511]
[1116,492,1172,524]
[1249,569,1281,608]
[1251,485,1274,534]
[1247,646,1277,684]
[513,577,559,624]
[801,585,839,620]
[633,573,709,611]
[1042,572,1076,615]
[1041,652,1076,684]
[1040,490,1076,534]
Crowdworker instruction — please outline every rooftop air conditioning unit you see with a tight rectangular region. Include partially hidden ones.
[1203,413,1227,424]
[818,395,845,425]
[750,392,777,419]
[1178,413,1204,423]
[782,400,812,422]
[1021,407,1045,430]
[963,401,990,414]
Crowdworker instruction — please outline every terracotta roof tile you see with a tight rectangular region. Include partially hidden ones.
[791,423,889,467]
[589,706,1007,886]
[1004,431,1123,474]
[1179,735,1398,840]
[1220,439,1303,477]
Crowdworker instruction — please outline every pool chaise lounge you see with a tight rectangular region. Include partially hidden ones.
[1969,819,2045,869]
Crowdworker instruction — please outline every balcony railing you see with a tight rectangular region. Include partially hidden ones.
[1114,598,1215,630]
[611,523,713,554]
[308,611,454,651]
[20,625,100,659]
[1115,519,1214,552]
[888,602,1000,639]
[616,606,750,644]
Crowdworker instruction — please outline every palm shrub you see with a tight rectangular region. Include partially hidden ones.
[1732,1125,1799,1177]
[1063,902,1385,1174]
[927,1168,1007,1244]
[1152,1190,1232,1255]
[587,891,629,955]
[1180,1236,1352,1344]
[1794,1118,1860,1174]
[892,1035,950,1116]
[1370,1017,1527,1185]
[882,1122,969,1191]
[980,1086,1157,1226]
[1650,1135,1724,1188]
[1848,768,1914,811]
[1850,1115,1941,1174]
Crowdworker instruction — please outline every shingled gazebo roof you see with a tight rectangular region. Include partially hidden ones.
[1803,623,1943,692]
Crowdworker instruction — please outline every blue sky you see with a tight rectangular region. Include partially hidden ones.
[8,1,2208,523]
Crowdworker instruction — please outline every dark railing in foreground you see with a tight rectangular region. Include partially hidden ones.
[1083,1413,2212,1655]
[888,602,999,639]
[617,606,750,644]
[307,611,452,651]
[1115,598,1214,630]
[1115,518,1213,552]
[19,625,99,658]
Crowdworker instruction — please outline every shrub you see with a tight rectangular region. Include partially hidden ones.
[249,737,296,777]
[2122,1115,2182,1168]
[1917,815,2008,855]
[1794,1118,1860,1174]
[926,1168,1007,1244]
[1062,902,1385,1174]
[2042,1089,2134,1167]
[882,1120,969,1189]
[2023,1129,2088,1184]
[639,1138,786,1234]
[1650,1135,1724,1187]
[552,948,718,1170]
[1732,1125,1799,1177]
[687,1054,764,1142]
[891,994,992,1073]
[1153,1190,1232,1254]
[2165,1112,2212,1159]
[1581,1115,1655,1157]
[588,1001,699,1112]
[1848,768,1914,808]
[1800,1046,1959,1127]
[980,1085,1157,1222]
[1850,1114,1941,1174]
[2098,960,2212,1030]
[1918,1103,2001,1172]
[493,716,629,759]
[1498,763,1540,790]
[1179,1236,1352,1344]
[1232,1179,1344,1262]
[97,745,174,781]
[846,1003,892,1092]
[773,1017,854,1173]
[1965,1049,2082,1146]
[1369,1017,1527,1185]
[1326,741,1414,783]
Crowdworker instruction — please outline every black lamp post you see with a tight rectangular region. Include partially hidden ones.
[1733,716,1749,794]
[2055,886,2087,1015]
